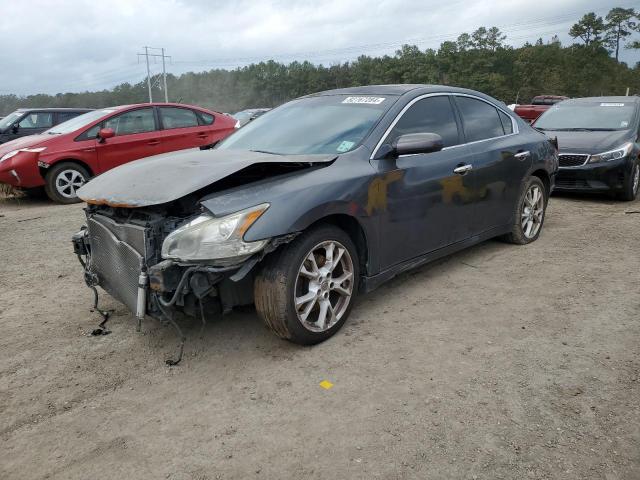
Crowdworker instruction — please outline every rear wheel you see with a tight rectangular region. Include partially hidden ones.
[503,176,547,245]
[620,163,639,201]
[44,162,90,204]
[254,225,359,345]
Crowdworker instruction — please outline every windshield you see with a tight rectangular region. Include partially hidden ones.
[535,102,636,131]
[0,111,24,130]
[46,108,117,135]
[218,95,392,155]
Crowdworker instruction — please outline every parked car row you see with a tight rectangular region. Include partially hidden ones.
[512,95,568,123]
[0,103,235,202]
[0,86,637,362]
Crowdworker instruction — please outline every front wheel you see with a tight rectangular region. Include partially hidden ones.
[44,162,90,204]
[503,176,547,245]
[254,225,359,345]
[620,163,639,201]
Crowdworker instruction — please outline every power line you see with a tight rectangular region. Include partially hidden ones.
[137,47,171,102]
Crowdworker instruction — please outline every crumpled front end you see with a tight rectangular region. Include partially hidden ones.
[72,205,271,352]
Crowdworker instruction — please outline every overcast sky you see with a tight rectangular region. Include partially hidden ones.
[0,0,637,96]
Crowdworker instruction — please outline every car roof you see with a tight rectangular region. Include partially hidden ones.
[561,96,640,105]
[16,107,93,112]
[307,84,505,102]
[105,102,216,112]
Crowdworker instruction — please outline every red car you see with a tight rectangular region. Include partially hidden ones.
[513,95,569,123]
[0,103,236,203]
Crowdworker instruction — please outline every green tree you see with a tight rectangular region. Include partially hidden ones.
[604,7,638,61]
[569,12,606,46]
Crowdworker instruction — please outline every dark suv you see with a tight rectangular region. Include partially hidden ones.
[73,85,558,363]
[0,108,92,143]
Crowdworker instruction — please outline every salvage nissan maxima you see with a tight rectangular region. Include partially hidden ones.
[72,85,558,362]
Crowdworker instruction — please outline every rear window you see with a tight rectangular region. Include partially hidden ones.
[160,107,199,129]
[456,97,505,142]
[199,112,215,125]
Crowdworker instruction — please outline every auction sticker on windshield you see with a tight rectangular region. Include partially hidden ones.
[337,140,355,152]
[342,97,386,104]
[600,103,625,107]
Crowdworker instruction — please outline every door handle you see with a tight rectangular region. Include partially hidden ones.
[453,164,473,175]
[147,140,160,146]
[196,133,208,139]
[514,150,530,160]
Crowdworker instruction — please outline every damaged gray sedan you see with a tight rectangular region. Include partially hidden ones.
[73,85,558,363]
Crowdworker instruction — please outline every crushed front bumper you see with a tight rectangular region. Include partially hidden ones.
[73,211,279,329]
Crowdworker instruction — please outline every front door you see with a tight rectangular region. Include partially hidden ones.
[12,111,54,140]
[96,107,161,172]
[374,95,477,270]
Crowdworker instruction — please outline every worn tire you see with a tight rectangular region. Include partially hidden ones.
[254,224,359,345]
[44,162,90,204]
[503,176,547,245]
[619,162,640,202]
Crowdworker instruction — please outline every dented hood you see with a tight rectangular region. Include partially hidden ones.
[77,148,336,207]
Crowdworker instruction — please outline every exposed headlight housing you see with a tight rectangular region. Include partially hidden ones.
[0,147,46,163]
[161,203,269,264]
[588,142,633,164]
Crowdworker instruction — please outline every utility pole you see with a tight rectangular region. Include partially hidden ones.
[161,48,168,102]
[144,46,152,102]
[137,47,172,103]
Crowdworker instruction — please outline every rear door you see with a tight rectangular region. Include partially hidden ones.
[375,95,477,269]
[453,95,531,234]
[157,106,211,153]
[55,111,84,126]
[96,107,161,172]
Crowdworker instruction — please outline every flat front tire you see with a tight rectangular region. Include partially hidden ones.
[503,176,547,245]
[254,225,359,345]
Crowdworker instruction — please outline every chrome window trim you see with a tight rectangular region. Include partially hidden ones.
[370,92,520,160]
[558,152,590,168]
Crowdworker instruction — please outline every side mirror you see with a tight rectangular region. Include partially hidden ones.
[98,128,115,143]
[11,124,19,134]
[393,133,444,156]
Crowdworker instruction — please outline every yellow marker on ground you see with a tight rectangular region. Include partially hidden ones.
[319,380,334,390]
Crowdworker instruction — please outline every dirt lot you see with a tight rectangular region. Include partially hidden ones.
[0,193,639,480]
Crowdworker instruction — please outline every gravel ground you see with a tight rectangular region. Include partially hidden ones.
[0,193,639,480]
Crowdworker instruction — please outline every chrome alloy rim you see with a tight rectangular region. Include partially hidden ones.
[633,164,639,196]
[55,169,86,198]
[294,240,355,332]
[522,184,544,239]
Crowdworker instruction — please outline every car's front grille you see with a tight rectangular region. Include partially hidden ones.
[87,215,145,313]
[559,154,588,167]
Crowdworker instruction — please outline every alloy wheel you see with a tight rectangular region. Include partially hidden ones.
[55,169,86,199]
[521,184,544,239]
[294,240,355,332]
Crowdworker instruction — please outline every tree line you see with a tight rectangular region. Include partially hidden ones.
[1,7,639,115]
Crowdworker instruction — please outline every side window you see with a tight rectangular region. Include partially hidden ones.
[499,111,514,135]
[104,108,156,136]
[57,112,81,124]
[160,107,199,129]
[18,112,53,129]
[386,96,460,148]
[455,97,505,142]
[198,112,215,125]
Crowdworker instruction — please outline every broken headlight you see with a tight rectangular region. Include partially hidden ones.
[161,203,269,263]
